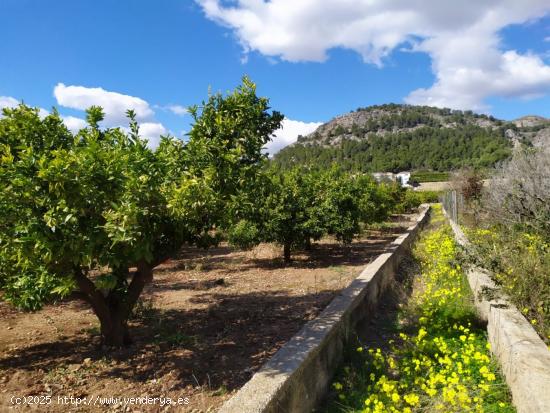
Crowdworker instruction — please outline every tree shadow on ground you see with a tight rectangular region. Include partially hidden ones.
[0,289,340,392]
[243,237,404,272]
[151,227,412,286]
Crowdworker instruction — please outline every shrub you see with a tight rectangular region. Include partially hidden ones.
[466,227,550,342]
[371,181,404,217]
[466,147,550,341]
[393,190,439,214]
[451,167,484,204]
[483,148,550,238]
[318,169,363,244]
[227,219,261,250]
[260,168,323,262]
[226,168,402,262]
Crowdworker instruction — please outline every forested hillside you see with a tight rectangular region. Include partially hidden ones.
[272,104,549,172]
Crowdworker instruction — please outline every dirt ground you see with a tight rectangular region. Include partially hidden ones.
[415,181,451,192]
[0,214,418,413]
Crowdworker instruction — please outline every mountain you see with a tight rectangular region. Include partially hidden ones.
[272,104,550,173]
[511,116,550,148]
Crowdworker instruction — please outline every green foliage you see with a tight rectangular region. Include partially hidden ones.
[416,190,440,203]
[394,190,440,213]
[272,105,512,173]
[226,167,413,261]
[227,219,261,250]
[466,228,550,343]
[0,103,173,310]
[0,265,67,311]
[369,181,404,219]
[0,78,282,346]
[410,171,450,182]
[261,168,324,261]
[186,77,283,202]
[319,169,363,243]
[0,105,81,309]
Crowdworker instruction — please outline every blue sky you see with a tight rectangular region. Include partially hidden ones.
[1,0,550,153]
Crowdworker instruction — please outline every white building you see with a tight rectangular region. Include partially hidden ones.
[372,171,412,188]
[396,172,411,187]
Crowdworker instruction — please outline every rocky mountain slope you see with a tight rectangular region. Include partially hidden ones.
[511,115,550,148]
[273,104,549,172]
[297,104,549,147]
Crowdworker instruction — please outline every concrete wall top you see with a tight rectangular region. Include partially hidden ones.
[446,215,550,413]
[219,205,431,413]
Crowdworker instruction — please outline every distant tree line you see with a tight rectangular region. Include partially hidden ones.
[273,124,512,173]
[226,166,428,262]
[351,103,501,125]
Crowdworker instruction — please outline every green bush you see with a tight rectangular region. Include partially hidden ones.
[370,181,404,218]
[393,190,439,213]
[225,168,406,262]
[467,227,550,343]
[468,148,550,342]
[227,219,261,250]
[395,191,422,213]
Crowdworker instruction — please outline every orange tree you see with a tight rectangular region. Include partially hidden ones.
[227,167,386,262]
[0,78,282,346]
[226,166,330,262]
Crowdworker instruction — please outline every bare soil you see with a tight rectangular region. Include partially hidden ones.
[0,214,417,413]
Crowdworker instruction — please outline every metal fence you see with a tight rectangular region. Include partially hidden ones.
[440,190,464,224]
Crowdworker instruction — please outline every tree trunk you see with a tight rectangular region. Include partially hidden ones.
[100,316,131,347]
[305,238,312,251]
[73,261,153,347]
[283,243,291,262]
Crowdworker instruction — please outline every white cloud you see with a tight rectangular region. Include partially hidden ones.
[265,118,322,155]
[545,36,550,42]
[54,83,154,126]
[38,108,50,119]
[198,0,550,110]
[62,115,87,133]
[0,96,19,110]
[2,90,165,148]
[0,95,49,118]
[405,35,550,110]
[167,105,188,116]
[139,122,167,149]
[53,83,171,148]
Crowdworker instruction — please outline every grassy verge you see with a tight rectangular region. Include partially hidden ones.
[464,226,550,344]
[396,190,441,213]
[410,171,450,183]
[324,205,514,413]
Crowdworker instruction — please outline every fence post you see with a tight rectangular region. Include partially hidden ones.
[451,190,458,224]
[441,190,458,224]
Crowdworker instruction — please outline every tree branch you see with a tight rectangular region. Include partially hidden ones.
[73,267,112,330]
[120,260,153,321]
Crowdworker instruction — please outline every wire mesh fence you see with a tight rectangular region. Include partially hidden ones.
[440,190,464,224]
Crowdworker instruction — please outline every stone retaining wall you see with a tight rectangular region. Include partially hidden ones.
[219,205,431,413]
[446,216,550,413]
